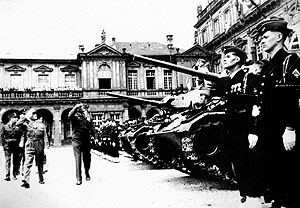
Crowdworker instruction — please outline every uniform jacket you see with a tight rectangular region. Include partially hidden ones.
[255,49,300,138]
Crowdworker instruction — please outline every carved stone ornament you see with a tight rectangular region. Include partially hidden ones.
[126,61,141,68]
[33,65,53,73]
[5,65,26,72]
[60,65,80,73]
[91,48,116,56]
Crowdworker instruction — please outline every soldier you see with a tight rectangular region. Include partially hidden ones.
[17,108,28,176]
[251,17,300,207]
[219,46,263,205]
[0,112,23,181]
[17,108,49,188]
[68,102,96,185]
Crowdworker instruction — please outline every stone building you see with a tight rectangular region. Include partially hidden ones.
[194,0,300,73]
[0,36,214,146]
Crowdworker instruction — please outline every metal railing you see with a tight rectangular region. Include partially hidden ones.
[0,88,175,101]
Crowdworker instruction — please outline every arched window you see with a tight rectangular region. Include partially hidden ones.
[98,64,111,89]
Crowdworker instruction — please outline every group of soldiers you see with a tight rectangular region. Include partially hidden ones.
[0,108,49,189]
[211,17,300,207]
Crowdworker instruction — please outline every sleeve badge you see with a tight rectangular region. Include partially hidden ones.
[292,69,300,79]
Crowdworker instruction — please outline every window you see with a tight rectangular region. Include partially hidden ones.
[98,64,111,89]
[65,74,76,88]
[38,74,50,89]
[128,70,138,90]
[213,18,220,36]
[92,113,104,128]
[163,70,172,89]
[192,77,197,88]
[146,70,155,90]
[10,74,23,90]
[202,28,208,44]
[224,9,231,32]
[110,113,120,121]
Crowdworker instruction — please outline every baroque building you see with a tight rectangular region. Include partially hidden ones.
[194,0,300,72]
[0,36,214,146]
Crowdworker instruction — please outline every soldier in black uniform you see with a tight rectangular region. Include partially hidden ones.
[218,46,264,205]
[252,17,300,207]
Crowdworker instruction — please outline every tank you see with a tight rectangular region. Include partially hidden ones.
[109,54,235,183]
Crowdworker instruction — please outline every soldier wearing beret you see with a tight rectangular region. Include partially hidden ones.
[217,46,264,205]
[251,17,300,207]
[0,112,23,181]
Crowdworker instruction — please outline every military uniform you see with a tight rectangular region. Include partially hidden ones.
[18,114,48,187]
[254,49,300,206]
[215,46,265,202]
[251,17,300,207]
[0,112,23,180]
[68,108,95,185]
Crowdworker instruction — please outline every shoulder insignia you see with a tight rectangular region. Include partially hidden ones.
[292,69,300,78]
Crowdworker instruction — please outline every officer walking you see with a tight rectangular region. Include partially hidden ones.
[251,17,300,207]
[68,102,96,185]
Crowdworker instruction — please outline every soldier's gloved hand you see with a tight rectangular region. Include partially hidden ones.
[283,128,296,151]
[248,134,258,149]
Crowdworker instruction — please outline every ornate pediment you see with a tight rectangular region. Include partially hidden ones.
[60,65,80,73]
[5,65,26,72]
[87,44,122,56]
[33,65,53,73]
[126,61,141,68]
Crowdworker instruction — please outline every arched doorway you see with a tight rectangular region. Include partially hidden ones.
[36,109,54,146]
[128,106,141,120]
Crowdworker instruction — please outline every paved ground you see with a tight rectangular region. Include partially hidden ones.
[0,146,270,208]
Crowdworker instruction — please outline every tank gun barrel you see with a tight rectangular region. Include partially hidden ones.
[107,92,165,106]
[132,54,222,82]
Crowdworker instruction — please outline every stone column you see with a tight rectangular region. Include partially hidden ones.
[52,107,62,146]
[123,103,129,121]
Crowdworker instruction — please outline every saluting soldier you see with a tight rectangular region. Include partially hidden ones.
[251,17,300,207]
[218,46,264,205]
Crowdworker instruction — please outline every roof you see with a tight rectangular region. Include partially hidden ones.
[111,41,185,56]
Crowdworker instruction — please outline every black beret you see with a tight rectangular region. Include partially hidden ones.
[223,46,247,63]
[256,17,293,37]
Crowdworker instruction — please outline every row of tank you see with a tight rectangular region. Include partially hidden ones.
[92,54,236,184]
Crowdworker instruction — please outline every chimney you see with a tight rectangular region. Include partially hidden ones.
[78,45,84,52]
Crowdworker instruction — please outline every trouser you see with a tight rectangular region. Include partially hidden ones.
[261,135,300,206]
[4,141,20,178]
[23,140,45,183]
[72,139,91,182]
[18,147,25,175]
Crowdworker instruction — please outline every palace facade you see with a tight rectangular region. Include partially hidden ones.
[0,37,214,146]
[194,0,300,73]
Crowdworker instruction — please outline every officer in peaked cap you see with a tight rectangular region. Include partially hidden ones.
[251,17,300,207]
[256,16,293,39]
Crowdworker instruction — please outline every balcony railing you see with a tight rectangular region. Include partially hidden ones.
[0,90,83,100]
[0,88,175,101]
